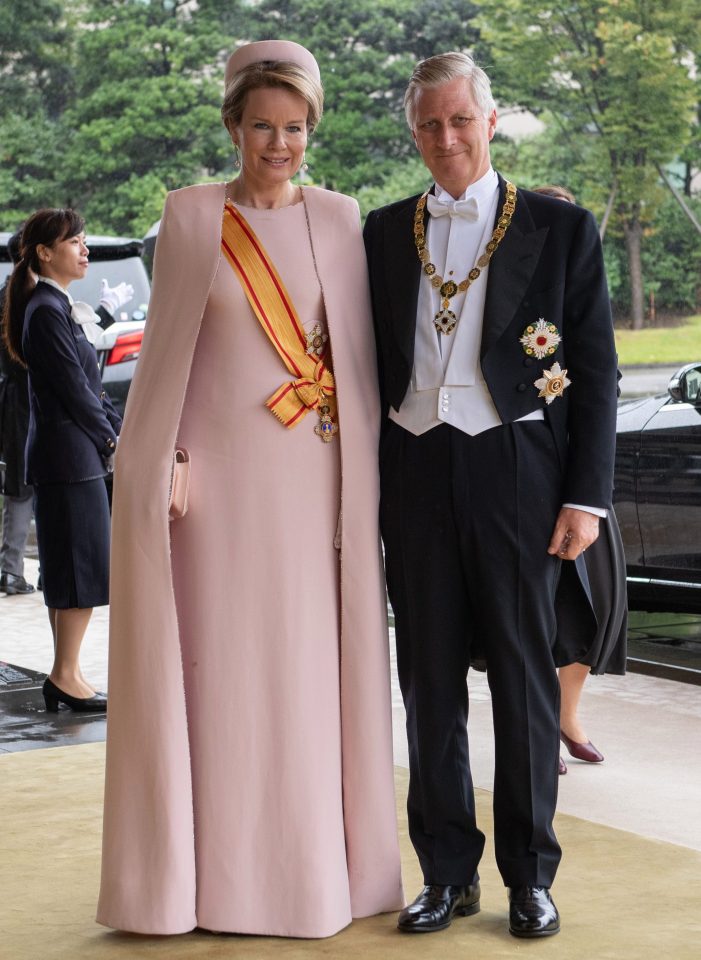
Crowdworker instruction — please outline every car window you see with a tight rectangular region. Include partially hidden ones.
[70,257,150,318]
[684,369,701,404]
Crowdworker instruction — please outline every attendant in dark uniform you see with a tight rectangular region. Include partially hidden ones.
[1,228,133,597]
[1,208,122,712]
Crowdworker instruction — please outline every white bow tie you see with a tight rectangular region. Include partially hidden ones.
[426,193,480,221]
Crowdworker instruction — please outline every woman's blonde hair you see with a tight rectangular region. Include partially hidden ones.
[221,60,324,134]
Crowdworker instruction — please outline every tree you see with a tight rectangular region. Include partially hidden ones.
[476,0,697,328]
[0,0,74,118]
[60,0,243,235]
[0,0,75,223]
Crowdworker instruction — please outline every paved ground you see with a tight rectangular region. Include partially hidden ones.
[2,364,699,864]
[2,555,701,854]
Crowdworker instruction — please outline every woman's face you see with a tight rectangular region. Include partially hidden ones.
[38,232,89,286]
[232,85,309,190]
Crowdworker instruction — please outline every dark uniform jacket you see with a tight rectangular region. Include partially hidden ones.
[22,282,121,485]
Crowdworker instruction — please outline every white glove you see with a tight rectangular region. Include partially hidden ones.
[99,279,135,315]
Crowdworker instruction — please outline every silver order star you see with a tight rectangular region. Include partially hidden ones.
[534,361,571,404]
[305,323,328,356]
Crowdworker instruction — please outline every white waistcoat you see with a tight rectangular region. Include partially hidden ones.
[390,169,543,437]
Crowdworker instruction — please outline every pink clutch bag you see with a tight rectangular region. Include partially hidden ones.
[168,448,191,520]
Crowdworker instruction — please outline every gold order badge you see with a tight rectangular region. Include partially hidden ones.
[413,181,517,335]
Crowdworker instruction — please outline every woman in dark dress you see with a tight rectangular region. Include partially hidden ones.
[1,208,121,711]
[534,185,628,773]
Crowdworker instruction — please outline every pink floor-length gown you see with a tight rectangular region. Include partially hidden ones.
[170,201,348,937]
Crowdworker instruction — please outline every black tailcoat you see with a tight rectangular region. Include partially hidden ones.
[365,175,620,666]
[365,174,618,507]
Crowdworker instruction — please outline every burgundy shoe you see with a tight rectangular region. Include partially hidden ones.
[560,731,604,763]
[558,756,567,775]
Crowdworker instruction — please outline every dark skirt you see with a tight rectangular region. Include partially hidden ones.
[34,478,111,609]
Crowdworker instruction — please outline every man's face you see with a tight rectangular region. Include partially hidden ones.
[411,77,497,198]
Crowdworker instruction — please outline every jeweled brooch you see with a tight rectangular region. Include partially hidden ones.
[520,318,561,359]
[534,362,571,404]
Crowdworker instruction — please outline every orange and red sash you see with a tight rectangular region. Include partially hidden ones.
[221,200,336,431]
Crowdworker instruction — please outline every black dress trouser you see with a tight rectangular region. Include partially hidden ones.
[380,419,563,888]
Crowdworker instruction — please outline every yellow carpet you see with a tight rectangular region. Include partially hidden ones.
[1,742,699,960]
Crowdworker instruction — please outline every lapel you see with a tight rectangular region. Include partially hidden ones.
[480,174,549,359]
[382,194,424,370]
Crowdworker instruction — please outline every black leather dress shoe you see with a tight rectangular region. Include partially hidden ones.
[0,571,35,595]
[42,678,107,713]
[397,883,480,933]
[508,886,560,938]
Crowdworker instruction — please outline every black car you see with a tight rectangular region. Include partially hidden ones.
[614,362,701,612]
[0,232,149,415]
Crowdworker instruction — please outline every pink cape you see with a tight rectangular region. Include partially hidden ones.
[97,183,403,935]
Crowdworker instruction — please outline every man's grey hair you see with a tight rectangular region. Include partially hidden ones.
[404,52,495,127]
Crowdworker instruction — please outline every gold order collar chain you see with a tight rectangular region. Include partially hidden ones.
[413,180,517,335]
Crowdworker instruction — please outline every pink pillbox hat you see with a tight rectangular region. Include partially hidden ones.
[225,40,321,88]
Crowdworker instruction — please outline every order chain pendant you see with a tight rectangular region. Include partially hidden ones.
[414,181,518,335]
[434,308,457,335]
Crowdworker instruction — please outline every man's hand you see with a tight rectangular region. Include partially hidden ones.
[547,507,599,560]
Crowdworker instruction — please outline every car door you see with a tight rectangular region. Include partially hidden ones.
[636,365,701,580]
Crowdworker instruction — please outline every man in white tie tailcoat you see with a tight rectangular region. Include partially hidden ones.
[363,52,618,939]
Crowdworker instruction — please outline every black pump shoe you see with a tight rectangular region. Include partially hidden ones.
[508,886,560,938]
[398,883,480,933]
[42,677,107,713]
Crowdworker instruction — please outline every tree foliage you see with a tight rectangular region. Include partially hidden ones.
[61,0,238,235]
[0,0,76,227]
[0,0,699,322]
[475,0,698,326]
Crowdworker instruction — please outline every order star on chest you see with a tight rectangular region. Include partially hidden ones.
[305,323,328,356]
[534,362,571,404]
[520,318,561,359]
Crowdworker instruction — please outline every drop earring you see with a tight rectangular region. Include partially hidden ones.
[301,153,309,172]
[233,145,241,170]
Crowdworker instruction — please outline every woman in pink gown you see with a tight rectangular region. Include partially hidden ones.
[98,41,403,937]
